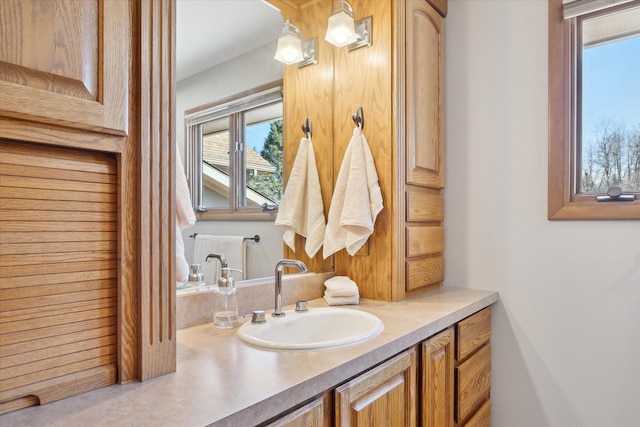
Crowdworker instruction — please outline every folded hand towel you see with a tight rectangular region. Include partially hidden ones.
[324,291,360,306]
[324,276,359,297]
[323,127,383,258]
[275,136,326,257]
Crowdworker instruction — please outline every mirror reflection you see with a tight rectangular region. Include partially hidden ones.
[176,0,285,287]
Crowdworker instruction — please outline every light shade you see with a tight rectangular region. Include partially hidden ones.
[274,20,304,65]
[325,1,358,47]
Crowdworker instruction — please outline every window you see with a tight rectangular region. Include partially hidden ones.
[548,0,640,220]
[185,82,284,220]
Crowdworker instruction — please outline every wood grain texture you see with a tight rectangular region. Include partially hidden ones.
[335,346,417,427]
[266,392,332,427]
[461,399,491,427]
[406,189,444,222]
[456,344,491,423]
[0,0,129,135]
[333,0,395,301]
[405,0,444,189]
[456,307,491,361]
[421,327,454,427]
[0,141,118,413]
[406,226,444,257]
[137,0,176,381]
[406,255,444,291]
[282,0,334,274]
[281,0,447,300]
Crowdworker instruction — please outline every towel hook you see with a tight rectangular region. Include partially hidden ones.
[302,117,312,138]
[352,106,364,130]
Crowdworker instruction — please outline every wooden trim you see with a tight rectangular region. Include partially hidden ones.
[548,0,640,220]
[136,0,177,381]
[0,117,125,154]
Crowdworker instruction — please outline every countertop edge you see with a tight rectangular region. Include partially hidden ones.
[211,289,499,426]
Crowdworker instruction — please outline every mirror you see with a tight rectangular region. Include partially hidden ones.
[176,0,286,285]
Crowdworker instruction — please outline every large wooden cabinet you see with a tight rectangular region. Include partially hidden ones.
[0,0,176,413]
[275,0,446,302]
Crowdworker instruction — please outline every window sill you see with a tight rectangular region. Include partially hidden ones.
[548,197,640,220]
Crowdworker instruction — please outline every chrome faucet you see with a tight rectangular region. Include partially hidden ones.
[205,253,227,268]
[272,259,308,317]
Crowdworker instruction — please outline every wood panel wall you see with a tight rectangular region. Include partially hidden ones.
[332,0,396,301]
[281,0,335,274]
[0,141,118,414]
[274,0,446,301]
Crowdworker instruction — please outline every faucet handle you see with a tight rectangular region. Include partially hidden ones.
[242,310,266,324]
[250,310,266,324]
[295,300,309,312]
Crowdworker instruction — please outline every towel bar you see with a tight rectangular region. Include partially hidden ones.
[189,233,260,243]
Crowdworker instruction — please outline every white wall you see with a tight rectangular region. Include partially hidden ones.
[177,42,284,279]
[444,1,640,426]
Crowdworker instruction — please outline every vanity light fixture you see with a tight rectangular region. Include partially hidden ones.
[325,0,371,51]
[274,20,317,68]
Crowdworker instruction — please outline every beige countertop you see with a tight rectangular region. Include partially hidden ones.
[0,287,498,427]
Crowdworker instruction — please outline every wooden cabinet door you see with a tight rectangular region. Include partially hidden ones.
[335,347,418,427]
[405,0,444,189]
[0,0,129,136]
[266,393,332,427]
[421,327,455,427]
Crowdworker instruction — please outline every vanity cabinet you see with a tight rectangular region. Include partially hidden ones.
[276,0,447,302]
[265,392,332,427]
[421,327,455,427]
[455,307,492,426]
[335,347,418,426]
[266,305,491,427]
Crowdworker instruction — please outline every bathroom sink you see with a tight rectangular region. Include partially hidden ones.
[236,307,383,350]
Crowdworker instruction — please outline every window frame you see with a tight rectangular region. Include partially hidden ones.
[548,0,640,220]
[185,80,283,221]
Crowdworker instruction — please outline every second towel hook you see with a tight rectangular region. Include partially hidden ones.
[352,107,364,130]
[302,117,312,138]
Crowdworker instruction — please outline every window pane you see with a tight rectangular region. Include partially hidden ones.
[580,8,640,193]
[202,117,231,208]
[243,102,284,207]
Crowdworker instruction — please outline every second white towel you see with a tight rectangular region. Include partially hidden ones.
[323,126,383,258]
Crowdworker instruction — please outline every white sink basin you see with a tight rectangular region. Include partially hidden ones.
[236,307,384,350]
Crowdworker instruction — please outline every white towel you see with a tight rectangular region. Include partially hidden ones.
[275,136,326,258]
[324,276,359,297]
[176,149,196,230]
[176,148,196,284]
[194,235,246,284]
[323,127,383,258]
[323,292,360,306]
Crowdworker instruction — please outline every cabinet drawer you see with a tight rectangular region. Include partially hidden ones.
[456,344,491,423]
[406,190,444,222]
[406,256,444,291]
[461,399,491,427]
[406,226,444,257]
[456,307,491,361]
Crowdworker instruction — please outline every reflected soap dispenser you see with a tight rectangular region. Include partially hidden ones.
[213,267,242,329]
